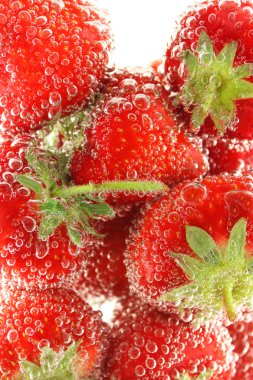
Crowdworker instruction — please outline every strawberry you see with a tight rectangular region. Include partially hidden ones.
[0,288,107,379]
[164,0,253,138]
[0,135,124,289]
[103,296,236,379]
[228,312,253,379]
[0,0,112,135]
[76,209,137,299]
[70,67,208,204]
[125,174,253,322]
[206,137,253,174]
[0,137,88,288]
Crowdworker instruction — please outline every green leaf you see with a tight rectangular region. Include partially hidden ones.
[225,218,247,263]
[197,31,215,62]
[182,50,199,75]
[233,79,253,99]
[179,31,253,134]
[20,361,43,379]
[178,371,213,380]
[81,202,115,218]
[186,225,221,264]
[234,63,253,78]
[160,283,198,303]
[20,343,80,380]
[67,226,83,247]
[217,41,237,67]
[172,253,203,279]
[17,175,43,195]
[58,342,79,369]
[40,199,68,216]
[191,106,208,129]
[39,215,63,238]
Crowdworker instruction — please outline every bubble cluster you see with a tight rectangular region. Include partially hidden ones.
[103,296,236,379]
[0,0,112,134]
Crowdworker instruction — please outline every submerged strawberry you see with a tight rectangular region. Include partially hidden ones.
[70,67,208,204]
[0,0,112,135]
[126,174,253,322]
[103,296,235,379]
[0,288,107,379]
[164,0,253,138]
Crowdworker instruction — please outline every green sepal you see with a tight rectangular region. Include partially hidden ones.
[185,225,221,264]
[225,218,246,263]
[180,30,253,134]
[17,175,43,195]
[171,253,203,279]
[67,226,83,247]
[178,370,213,380]
[160,218,253,321]
[20,342,80,380]
[80,202,115,218]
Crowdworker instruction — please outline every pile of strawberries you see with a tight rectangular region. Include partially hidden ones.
[1,0,253,378]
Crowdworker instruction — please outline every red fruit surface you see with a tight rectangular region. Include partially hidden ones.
[103,296,236,379]
[0,137,86,289]
[0,0,111,135]
[125,174,253,317]
[76,210,137,299]
[165,0,253,139]
[70,67,208,204]
[206,137,253,174]
[0,288,107,379]
[228,312,253,379]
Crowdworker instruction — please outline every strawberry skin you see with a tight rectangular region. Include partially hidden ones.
[0,0,111,135]
[70,67,208,204]
[75,209,137,299]
[206,137,253,175]
[125,174,253,321]
[0,138,86,289]
[164,0,253,139]
[0,288,107,379]
[228,312,253,379]
[103,296,236,379]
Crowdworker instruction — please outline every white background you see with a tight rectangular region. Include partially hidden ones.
[98,0,194,66]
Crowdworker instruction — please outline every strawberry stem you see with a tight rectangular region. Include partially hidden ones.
[223,281,236,321]
[53,181,168,198]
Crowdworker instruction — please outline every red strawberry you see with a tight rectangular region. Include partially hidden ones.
[76,209,137,299]
[0,288,107,379]
[125,174,253,322]
[70,67,208,204]
[0,0,111,135]
[103,296,236,379]
[228,312,253,379]
[164,0,253,138]
[0,137,89,289]
[206,137,253,174]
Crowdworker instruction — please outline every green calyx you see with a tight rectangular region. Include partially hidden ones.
[178,31,253,134]
[160,218,253,321]
[19,342,82,380]
[178,370,213,380]
[17,149,167,247]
